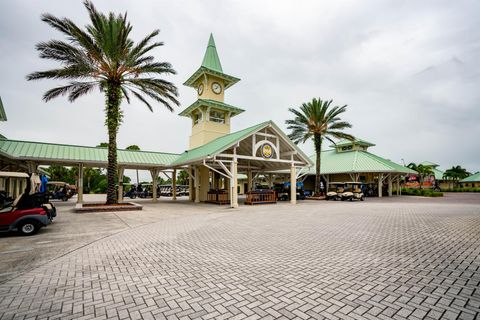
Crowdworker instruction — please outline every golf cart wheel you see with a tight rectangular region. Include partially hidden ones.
[131,194,136,199]
[62,196,68,201]
[361,196,365,201]
[18,221,40,236]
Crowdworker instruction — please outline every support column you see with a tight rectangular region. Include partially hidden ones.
[231,159,238,208]
[77,163,84,204]
[118,167,124,203]
[388,174,392,197]
[172,169,177,200]
[14,179,20,199]
[268,174,273,188]
[199,166,209,201]
[247,170,253,192]
[8,178,13,198]
[290,165,297,204]
[194,166,200,203]
[397,177,401,195]
[150,168,159,202]
[188,166,194,201]
[378,173,383,198]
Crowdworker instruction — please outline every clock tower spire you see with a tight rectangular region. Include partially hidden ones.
[180,34,244,149]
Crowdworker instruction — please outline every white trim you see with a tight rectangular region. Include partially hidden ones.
[203,160,231,179]
[217,153,305,165]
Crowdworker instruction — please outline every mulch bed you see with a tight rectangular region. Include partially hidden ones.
[83,203,136,207]
[305,196,326,200]
[74,202,142,213]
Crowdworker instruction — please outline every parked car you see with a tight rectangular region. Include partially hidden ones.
[0,175,56,235]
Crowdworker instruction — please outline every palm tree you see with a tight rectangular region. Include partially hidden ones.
[443,165,470,187]
[286,98,354,195]
[126,145,140,184]
[27,1,179,204]
[407,163,434,189]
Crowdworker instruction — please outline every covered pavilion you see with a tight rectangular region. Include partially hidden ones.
[298,139,416,197]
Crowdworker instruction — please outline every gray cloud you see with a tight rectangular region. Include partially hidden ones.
[0,0,479,178]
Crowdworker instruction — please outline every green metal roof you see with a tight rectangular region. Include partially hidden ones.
[0,139,180,167]
[184,34,240,89]
[420,161,439,168]
[183,67,240,89]
[304,149,416,175]
[330,138,375,148]
[172,120,313,167]
[202,34,223,73]
[172,121,269,166]
[431,167,444,180]
[460,172,480,183]
[0,96,7,122]
[178,99,245,117]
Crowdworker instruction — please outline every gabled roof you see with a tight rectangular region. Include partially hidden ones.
[0,139,180,167]
[178,99,245,117]
[0,96,7,121]
[330,138,375,148]
[172,121,312,167]
[460,172,480,183]
[303,149,416,175]
[172,122,269,166]
[202,34,223,73]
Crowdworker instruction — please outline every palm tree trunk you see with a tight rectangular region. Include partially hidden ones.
[105,83,122,204]
[314,134,322,196]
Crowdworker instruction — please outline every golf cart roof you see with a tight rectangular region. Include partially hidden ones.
[47,181,69,185]
[0,171,29,178]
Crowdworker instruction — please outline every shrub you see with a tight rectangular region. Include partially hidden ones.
[401,188,443,197]
[441,187,480,193]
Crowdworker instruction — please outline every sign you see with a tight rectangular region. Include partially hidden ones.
[261,143,273,159]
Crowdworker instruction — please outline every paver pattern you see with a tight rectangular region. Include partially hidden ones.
[0,195,479,319]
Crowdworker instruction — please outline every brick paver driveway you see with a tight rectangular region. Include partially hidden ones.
[1,194,479,319]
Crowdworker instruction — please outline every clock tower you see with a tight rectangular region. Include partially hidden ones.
[180,34,244,149]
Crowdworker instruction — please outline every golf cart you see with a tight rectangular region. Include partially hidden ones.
[47,181,73,201]
[326,182,345,201]
[274,182,305,201]
[340,182,365,201]
[124,184,138,199]
[0,173,56,235]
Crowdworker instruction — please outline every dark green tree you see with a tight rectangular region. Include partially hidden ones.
[27,1,179,204]
[177,170,189,185]
[286,98,354,195]
[443,165,470,187]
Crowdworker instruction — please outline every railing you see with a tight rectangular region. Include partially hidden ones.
[206,189,230,205]
[245,190,277,205]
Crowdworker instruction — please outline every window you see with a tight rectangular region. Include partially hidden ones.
[194,112,202,125]
[210,110,225,124]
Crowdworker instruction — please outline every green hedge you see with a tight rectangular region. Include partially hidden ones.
[442,187,480,193]
[401,188,443,197]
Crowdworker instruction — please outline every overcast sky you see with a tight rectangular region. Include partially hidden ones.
[1,0,479,179]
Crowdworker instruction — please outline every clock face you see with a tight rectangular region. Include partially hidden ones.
[211,82,222,94]
[197,84,204,95]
